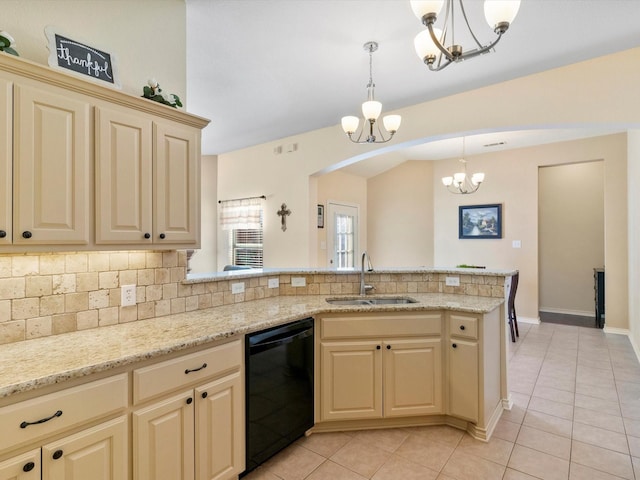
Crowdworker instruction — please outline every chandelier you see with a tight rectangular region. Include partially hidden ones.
[442,137,485,194]
[411,0,521,71]
[341,41,401,144]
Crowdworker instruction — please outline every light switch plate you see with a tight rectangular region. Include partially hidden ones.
[121,284,136,306]
[512,240,522,248]
[445,276,460,287]
[268,278,279,289]
[291,277,306,287]
[231,282,245,294]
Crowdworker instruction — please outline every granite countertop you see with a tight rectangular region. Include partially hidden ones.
[0,293,503,400]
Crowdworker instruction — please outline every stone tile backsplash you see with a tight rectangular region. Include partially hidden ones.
[0,251,505,345]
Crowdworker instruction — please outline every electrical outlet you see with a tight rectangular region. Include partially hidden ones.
[268,278,279,289]
[231,282,245,294]
[121,284,136,306]
[445,276,460,287]
[291,277,306,287]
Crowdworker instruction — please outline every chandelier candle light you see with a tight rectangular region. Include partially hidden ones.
[411,0,521,71]
[341,41,401,144]
[442,137,485,194]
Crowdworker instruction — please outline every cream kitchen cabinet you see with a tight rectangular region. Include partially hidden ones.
[0,80,90,246]
[95,106,200,247]
[0,374,128,480]
[132,340,244,480]
[446,310,503,438]
[0,51,208,252]
[317,313,443,423]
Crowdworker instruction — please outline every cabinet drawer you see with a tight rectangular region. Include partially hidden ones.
[133,340,242,404]
[449,314,478,340]
[321,313,442,340]
[0,374,127,452]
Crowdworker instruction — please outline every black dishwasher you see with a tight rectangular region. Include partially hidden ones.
[243,318,314,475]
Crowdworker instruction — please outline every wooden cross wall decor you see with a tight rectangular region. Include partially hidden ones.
[277,203,291,232]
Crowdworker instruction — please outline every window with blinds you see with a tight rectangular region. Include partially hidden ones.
[231,227,263,267]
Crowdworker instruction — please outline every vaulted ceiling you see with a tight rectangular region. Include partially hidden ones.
[186,0,640,174]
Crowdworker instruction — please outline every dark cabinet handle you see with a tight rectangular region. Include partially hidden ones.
[460,325,466,330]
[23,462,35,472]
[20,410,62,428]
[185,363,207,374]
[186,397,193,405]
[159,233,166,239]
[144,233,151,239]
[386,345,391,350]
[452,343,457,349]
[0,230,6,238]
[201,392,208,399]
[22,231,32,239]
[376,345,381,350]
[52,450,63,460]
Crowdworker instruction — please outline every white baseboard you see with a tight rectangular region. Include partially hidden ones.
[539,307,594,317]
[603,326,631,336]
[518,316,540,325]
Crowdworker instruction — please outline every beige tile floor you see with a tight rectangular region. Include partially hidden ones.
[243,321,640,480]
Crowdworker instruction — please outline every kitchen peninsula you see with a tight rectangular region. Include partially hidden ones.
[0,267,513,479]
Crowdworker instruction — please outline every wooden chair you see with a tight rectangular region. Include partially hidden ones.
[508,272,519,342]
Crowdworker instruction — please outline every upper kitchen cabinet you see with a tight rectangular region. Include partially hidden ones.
[0,53,209,252]
[13,84,91,245]
[95,108,200,246]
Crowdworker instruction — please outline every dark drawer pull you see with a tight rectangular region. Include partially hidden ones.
[22,231,32,239]
[186,397,193,405]
[452,343,457,349]
[0,230,6,238]
[52,450,63,460]
[460,325,466,330]
[386,345,391,350]
[159,233,166,239]
[20,410,63,428]
[376,345,381,350]
[202,392,208,399]
[23,462,35,472]
[185,363,207,374]
[144,233,151,239]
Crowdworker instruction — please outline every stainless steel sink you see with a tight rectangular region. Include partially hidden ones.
[326,297,418,306]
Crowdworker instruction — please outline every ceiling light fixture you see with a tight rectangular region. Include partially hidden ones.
[442,137,485,194]
[341,41,401,144]
[411,0,521,71]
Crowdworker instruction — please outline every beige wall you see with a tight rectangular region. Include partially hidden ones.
[367,161,434,268]
[538,161,604,316]
[190,155,218,273]
[1,0,186,101]
[432,134,626,327]
[316,171,368,268]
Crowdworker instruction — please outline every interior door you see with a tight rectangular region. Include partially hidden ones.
[326,202,359,269]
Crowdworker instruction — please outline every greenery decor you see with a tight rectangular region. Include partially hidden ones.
[0,31,19,56]
[142,79,182,108]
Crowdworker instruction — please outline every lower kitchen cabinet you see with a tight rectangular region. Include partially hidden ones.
[0,449,40,480]
[42,416,128,480]
[132,340,244,480]
[318,312,444,423]
[447,338,479,422]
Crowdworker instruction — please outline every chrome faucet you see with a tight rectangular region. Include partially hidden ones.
[360,251,374,295]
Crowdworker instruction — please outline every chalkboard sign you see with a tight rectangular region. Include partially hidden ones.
[45,26,121,89]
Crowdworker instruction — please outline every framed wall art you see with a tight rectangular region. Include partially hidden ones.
[459,204,502,239]
[317,204,324,228]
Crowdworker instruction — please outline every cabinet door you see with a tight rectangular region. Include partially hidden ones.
[448,339,479,422]
[383,338,443,417]
[42,416,127,480]
[133,391,195,480]
[0,78,11,245]
[195,371,244,480]
[13,84,90,244]
[320,341,382,421]
[0,449,40,480]
[95,106,153,244]
[154,122,199,245]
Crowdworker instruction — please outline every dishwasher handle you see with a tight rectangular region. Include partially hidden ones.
[249,327,313,355]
